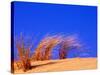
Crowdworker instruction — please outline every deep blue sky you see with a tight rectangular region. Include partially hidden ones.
[12,1,97,59]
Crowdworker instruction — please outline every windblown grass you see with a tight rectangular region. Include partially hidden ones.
[32,35,51,61]
[42,35,62,60]
[14,33,32,72]
[59,35,81,59]
[13,33,83,73]
[32,35,62,60]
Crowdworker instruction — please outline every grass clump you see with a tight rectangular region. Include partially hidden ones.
[59,35,81,59]
[15,33,32,72]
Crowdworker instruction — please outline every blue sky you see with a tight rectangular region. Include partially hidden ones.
[12,1,97,59]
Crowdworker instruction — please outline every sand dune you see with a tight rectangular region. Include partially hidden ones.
[14,58,97,74]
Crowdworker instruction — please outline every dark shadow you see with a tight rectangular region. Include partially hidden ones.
[30,61,60,69]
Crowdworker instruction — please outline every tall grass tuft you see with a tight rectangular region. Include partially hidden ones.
[59,35,81,59]
[32,35,62,60]
[15,33,32,72]
[43,35,62,60]
[32,35,51,61]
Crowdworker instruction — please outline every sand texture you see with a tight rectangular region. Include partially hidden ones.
[14,58,97,74]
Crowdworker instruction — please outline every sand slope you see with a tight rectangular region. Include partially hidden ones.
[14,58,97,74]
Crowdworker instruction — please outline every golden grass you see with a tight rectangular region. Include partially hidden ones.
[59,35,81,59]
[13,33,32,72]
[32,35,62,60]
[42,35,62,60]
[12,34,90,73]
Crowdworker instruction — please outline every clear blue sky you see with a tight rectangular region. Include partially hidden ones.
[12,1,97,59]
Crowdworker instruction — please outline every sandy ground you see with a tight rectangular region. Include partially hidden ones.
[14,58,97,74]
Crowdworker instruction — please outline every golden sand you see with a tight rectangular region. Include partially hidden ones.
[14,58,97,74]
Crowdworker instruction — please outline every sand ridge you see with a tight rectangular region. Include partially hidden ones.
[14,58,97,74]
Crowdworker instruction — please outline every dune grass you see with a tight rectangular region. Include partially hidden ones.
[12,34,82,72]
[59,35,81,59]
[14,33,32,72]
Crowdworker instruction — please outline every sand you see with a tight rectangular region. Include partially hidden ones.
[14,58,97,74]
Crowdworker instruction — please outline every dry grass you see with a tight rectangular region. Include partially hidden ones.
[59,35,81,59]
[32,35,51,61]
[32,35,62,60]
[13,33,32,72]
[42,35,62,60]
[12,34,86,73]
